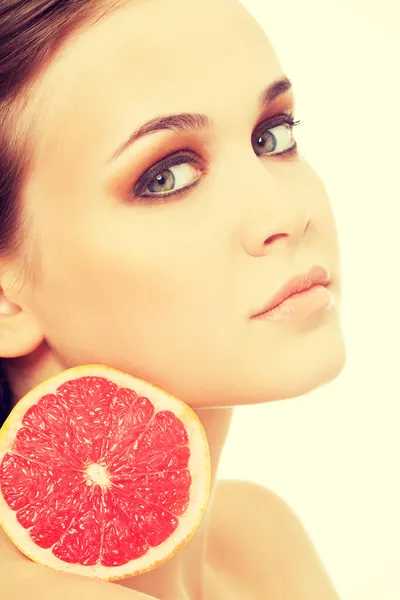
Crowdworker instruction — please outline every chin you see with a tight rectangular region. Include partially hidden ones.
[234,320,347,406]
[268,342,347,403]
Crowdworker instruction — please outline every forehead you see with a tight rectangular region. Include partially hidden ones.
[30,0,283,167]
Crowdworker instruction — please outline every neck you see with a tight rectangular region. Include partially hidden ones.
[118,407,233,600]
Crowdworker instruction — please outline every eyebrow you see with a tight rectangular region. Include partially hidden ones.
[108,76,292,163]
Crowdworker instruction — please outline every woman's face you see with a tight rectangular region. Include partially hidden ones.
[17,0,345,407]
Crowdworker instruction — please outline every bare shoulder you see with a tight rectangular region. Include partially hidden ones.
[208,479,342,600]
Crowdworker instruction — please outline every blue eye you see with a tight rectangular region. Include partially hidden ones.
[131,114,302,203]
[133,153,203,201]
[253,115,301,157]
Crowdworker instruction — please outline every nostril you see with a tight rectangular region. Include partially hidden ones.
[264,233,288,246]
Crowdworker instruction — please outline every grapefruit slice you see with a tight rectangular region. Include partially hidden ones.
[0,365,210,580]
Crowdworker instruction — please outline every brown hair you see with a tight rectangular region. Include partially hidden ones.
[0,0,123,426]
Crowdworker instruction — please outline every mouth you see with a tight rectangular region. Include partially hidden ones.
[251,265,332,319]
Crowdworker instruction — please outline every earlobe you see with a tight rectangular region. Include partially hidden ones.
[0,287,44,359]
[0,292,21,316]
[0,310,44,358]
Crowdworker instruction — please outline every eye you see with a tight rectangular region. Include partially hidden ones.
[253,115,300,157]
[133,153,202,201]
[130,115,301,204]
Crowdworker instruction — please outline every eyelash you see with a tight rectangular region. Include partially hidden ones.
[132,113,302,203]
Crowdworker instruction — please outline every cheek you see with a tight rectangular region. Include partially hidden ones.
[79,211,236,323]
[299,162,339,242]
[314,192,340,252]
[34,240,240,393]
[34,223,229,355]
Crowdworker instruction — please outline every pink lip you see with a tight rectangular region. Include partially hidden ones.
[251,265,331,318]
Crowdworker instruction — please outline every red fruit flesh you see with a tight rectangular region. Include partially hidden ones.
[0,376,192,567]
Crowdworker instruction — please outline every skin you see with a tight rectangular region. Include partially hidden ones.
[0,0,346,598]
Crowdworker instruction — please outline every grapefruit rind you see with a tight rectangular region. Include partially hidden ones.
[0,365,211,580]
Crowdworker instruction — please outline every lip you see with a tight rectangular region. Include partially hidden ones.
[251,265,331,319]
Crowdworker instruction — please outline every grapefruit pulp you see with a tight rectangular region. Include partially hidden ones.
[0,365,210,580]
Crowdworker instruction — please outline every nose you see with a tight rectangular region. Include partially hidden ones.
[237,159,311,258]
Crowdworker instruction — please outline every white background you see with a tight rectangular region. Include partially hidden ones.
[218,2,400,599]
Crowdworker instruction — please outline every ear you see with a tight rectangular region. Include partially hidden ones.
[0,274,44,359]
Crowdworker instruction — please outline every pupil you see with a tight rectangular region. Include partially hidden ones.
[148,169,175,193]
[255,132,276,154]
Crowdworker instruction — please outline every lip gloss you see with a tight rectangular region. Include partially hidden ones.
[254,284,334,322]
